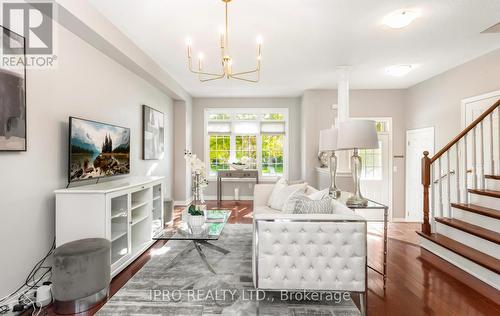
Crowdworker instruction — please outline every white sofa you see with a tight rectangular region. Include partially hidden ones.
[252,183,367,315]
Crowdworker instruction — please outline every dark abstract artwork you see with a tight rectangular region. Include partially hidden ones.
[0,26,26,151]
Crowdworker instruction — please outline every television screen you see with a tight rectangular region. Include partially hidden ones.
[69,117,130,182]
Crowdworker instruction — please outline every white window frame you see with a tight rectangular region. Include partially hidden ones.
[204,108,289,181]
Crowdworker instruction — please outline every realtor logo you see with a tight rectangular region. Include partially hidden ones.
[2,2,53,54]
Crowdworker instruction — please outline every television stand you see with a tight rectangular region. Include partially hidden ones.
[55,176,165,277]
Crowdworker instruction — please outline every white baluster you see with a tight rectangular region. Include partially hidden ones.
[480,121,485,189]
[438,157,443,218]
[490,113,494,175]
[464,134,468,204]
[431,163,435,231]
[455,143,460,204]
[472,127,477,188]
[447,152,451,217]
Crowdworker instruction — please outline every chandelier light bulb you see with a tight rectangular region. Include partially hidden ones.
[198,52,204,60]
[185,38,192,46]
[256,35,263,45]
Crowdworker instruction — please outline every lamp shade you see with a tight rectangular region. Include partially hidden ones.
[319,128,338,151]
[336,119,379,150]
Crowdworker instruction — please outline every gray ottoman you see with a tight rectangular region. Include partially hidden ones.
[53,238,111,314]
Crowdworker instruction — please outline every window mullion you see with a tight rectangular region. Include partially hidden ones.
[257,132,262,176]
[230,133,236,163]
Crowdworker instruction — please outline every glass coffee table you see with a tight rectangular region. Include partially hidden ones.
[153,210,231,274]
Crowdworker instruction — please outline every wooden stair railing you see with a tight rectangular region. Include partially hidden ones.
[421,99,500,234]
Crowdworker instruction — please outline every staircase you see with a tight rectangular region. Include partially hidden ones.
[418,99,500,292]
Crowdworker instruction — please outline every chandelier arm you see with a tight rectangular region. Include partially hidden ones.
[199,74,225,82]
[231,68,260,76]
[192,69,225,77]
[229,74,259,83]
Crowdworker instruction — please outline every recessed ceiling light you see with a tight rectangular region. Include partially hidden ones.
[383,10,418,29]
[385,65,413,77]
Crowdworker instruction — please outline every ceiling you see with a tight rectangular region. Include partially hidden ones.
[89,0,500,97]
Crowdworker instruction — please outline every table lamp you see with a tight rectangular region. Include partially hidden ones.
[337,120,379,207]
[319,127,341,199]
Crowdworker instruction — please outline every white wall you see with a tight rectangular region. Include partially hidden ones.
[191,97,301,198]
[301,89,407,218]
[173,99,193,204]
[406,48,500,149]
[0,22,174,298]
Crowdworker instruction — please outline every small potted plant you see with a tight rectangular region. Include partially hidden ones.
[187,204,205,228]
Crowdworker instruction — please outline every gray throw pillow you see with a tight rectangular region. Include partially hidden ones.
[292,196,334,214]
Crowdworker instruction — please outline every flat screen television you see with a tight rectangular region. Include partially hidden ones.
[69,117,130,183]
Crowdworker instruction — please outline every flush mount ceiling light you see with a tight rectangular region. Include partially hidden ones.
[185,0,262,83]
[383,9,418,29]
[385,64,413,77]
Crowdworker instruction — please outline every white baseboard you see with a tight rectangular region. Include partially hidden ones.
[174,196,193,206]
[392,217,420,223]
[204,195,254,201]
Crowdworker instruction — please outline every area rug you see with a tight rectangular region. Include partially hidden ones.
[97,224,360,316]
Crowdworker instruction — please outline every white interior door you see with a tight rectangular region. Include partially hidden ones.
[462,92,500,182]
[406,127,435,222]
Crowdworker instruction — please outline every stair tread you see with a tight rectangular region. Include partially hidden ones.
[468,189,500,198]
[435,217,500,244]
[417,232,500,273]
[485,174,500,180]
[451,203,500,219]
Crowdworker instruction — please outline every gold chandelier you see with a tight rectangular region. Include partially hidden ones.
[185,0,262,83]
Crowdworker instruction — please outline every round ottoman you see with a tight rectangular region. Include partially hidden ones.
[52,238,111,314]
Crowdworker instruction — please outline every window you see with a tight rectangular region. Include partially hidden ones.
[262,135,284,176]
[235,135,257,168]
[359,142,382,180]
[209,135,230,171]
[206,109,288,178]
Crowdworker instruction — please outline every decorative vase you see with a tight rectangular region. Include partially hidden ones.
[231,163,248,170]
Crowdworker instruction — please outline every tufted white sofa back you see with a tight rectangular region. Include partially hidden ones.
[254,217,366,291]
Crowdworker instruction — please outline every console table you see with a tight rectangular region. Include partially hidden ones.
[217,170,258,204]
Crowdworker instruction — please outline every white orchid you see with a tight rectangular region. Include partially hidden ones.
[184,150,209,202]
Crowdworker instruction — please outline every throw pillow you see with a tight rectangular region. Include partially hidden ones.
[282,191,307,213]
[272,183,308,211]
[308,188,329,200]
[267,178,308,211]
[292,196,334,214]
[266,177,288,207]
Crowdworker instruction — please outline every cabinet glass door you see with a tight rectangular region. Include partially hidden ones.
[152,184,163,236]
[110,194,129,265]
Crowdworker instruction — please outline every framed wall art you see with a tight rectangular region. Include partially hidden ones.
[0,26,27,151]
[142,104,165,160]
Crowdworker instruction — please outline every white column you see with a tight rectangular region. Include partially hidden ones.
[336,66,352,173]
[337,66,351,123]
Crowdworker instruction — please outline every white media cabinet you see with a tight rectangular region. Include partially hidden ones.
[55,176,164,277]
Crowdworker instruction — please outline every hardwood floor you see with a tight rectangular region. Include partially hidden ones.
[39,200,499,316]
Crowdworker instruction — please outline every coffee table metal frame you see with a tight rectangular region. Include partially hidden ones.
[153,210,231,274]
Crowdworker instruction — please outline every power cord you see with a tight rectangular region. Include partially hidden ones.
[0,238,55,313]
